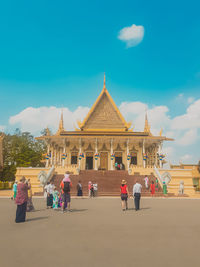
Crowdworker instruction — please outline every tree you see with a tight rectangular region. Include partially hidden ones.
[0,129,46,181]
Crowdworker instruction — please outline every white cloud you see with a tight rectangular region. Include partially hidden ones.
[118,24,144,47]
[176,129,198,146]
[0,125,6,132]
[180,154,193,163]
[9,106,90,135]
[8,97,200,165]
[188,97,195,104]
[171,99,200,130]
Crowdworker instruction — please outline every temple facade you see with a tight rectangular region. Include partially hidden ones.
[37,76,172,172]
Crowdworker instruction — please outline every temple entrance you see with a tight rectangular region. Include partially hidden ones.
[115,152,122,164]
[86,157,93,169]
[100,152,108,170]
[130,152,137,165]
[85,152,93,170]
[115,152,123,169]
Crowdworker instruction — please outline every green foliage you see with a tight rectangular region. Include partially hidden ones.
[0,129,46,181]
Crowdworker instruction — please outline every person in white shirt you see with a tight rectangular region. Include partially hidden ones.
[144,176,149,189]
[46,181,55,208]
[133,181,142,211]
[93,183,98,197]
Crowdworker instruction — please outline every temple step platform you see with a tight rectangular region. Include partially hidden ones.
[47,170,165,197]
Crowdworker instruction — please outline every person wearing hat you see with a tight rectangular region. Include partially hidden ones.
[15,176,30,223]
[120,180,129,211]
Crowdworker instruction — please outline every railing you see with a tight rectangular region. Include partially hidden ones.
[37,166,55,186]
[153,165,163,186]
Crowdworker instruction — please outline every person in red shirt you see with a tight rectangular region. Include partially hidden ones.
[120,180,129,211]
[150,181,155,197]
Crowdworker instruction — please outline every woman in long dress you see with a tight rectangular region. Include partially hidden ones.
[150,181,155,197]
[15,177,30,223]
[27,180,35,212]
[53,187,59,209]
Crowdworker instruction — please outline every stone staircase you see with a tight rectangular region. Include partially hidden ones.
[48,170,166,197]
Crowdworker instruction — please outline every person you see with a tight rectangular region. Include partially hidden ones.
[44,182,49,198]
[144,176,149,189]
[115,162,118,170]
[60,173,72,212]
[77,181,83,196]
[120,180,129,211]
[27,179,35,212]
[179,181,184,195]
[133,181,142,211]
[15,176,30,223]
[53,187,59,209]
[88,181,92,198]
[90,182,95,197]
[12,181,18,200]
[163,181,167,195]
[150,181,155,197]
[93,182,98,197]
[46,181,55,208]
[155,178,159,192]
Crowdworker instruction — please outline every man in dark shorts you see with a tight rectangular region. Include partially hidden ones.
[60,173,72,213]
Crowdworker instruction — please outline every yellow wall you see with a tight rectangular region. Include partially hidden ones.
[16,167,51,195]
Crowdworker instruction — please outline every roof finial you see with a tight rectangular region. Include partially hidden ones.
[56,109,64,135]
[144,108,151,135]
[103,72,106,90]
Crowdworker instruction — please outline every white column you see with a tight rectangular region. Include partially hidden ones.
[94,138,98,170]
[46,143,50,168]
[143,139,146,168]
[159,143,162,168]
[54,146,57,166]
[79,139,82,169]
[62,145,66,168]
[110,139,114,170]
[50,144,53,166]
[126,139,130,170]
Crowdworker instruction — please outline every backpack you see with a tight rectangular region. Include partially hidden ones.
[63,181,70,193]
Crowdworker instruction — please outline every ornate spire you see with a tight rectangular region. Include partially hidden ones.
[103,72,106,90]
[56,109,64,135]
[144,110,151,134]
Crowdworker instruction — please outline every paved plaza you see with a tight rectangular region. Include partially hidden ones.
[0,197,200,267]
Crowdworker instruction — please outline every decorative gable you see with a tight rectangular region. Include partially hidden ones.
[80,87,130,131]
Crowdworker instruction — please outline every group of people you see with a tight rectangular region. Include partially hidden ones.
[120,180,142,211]
[88,181,98,197]
[115,162,124,170]
[44,174,72,212]
[144,176,159,196]
[13,177,35,223]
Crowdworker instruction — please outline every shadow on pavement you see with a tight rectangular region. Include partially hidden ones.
[128,207,151,211]
[26,216,49,222]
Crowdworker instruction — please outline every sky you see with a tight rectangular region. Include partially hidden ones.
[0,0,200,165]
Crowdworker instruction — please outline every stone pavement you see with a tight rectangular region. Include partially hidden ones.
[0,198,200,267]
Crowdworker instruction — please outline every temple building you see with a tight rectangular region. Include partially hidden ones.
[37,75,172,173]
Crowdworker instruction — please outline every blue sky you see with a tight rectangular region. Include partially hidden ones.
[0,0,200,164]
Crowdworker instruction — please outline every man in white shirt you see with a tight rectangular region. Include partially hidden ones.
[93,183,98,197]
[133,181,142,211]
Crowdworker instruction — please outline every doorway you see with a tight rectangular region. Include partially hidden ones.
[100,152,108,170]
[86,156,93,170]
